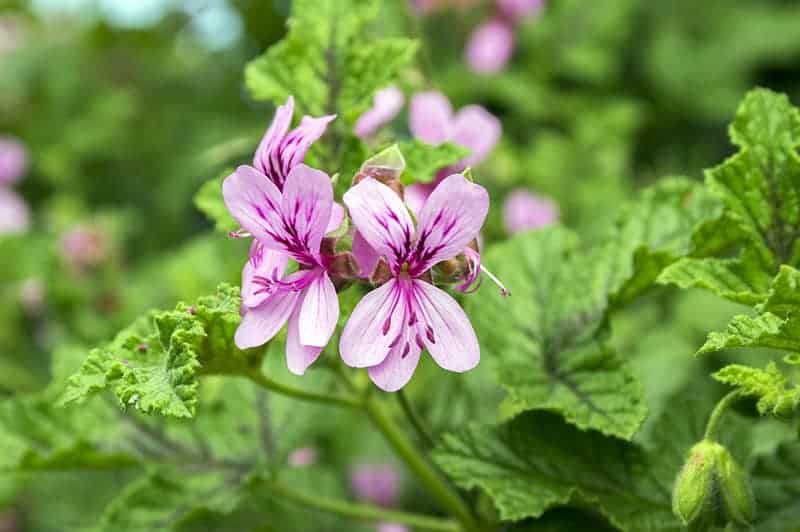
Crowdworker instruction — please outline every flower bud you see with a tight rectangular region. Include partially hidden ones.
[672,440,755,531]
[353,145,406,199]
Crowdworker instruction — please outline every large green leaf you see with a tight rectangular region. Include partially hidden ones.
[750,441,800,532]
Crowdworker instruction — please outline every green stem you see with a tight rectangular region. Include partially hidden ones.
[704,390,742,441]
[246,370,360,409]
[264,479,459,532]
[397,389,436,448]
[363,394,481,532]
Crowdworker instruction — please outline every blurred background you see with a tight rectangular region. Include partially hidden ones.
[2,0,800,530]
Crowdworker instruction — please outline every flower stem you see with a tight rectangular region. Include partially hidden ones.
[397,389,436,448]
[704,390,742,441]
[363,394,481,532]
[246,370,360,409]
[263,479,460,531]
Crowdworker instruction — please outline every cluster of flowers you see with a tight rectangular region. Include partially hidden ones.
[223,96,502,391]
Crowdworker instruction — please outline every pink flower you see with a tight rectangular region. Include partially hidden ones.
[0,188,29,235]
[465,18,514,74]
[350,464,402,507]
[223,164,340,374]
[0,137,27,185]
[503,189,558,234]
[354,87,405,139]
[252,96,334,191]
[288,447,318,467]
[341,174,487,391]
[60,225,107,269]
[497,0,545,20]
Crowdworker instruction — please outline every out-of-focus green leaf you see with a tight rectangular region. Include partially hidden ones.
[398,140,469,184]
[194,172,237,234]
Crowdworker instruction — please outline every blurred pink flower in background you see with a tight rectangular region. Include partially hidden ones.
[0,137,30,235]
[378,523,410,532]
[18,277,45,316]
[60,226,107,269]
[411,0,480,15]
[503,188,558,234]
[497,0,545,19]
[350,463,402,507]
[465,18,514,74]
[0,16,26,56]
[287,447,318,467]
[354,86,405,139]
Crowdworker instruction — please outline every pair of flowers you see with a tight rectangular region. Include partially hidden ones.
[223,97,489,391]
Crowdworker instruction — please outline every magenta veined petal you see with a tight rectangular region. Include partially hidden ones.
[281,164,334,262]
[253,96,295,182]
[343,178,414,271]
[352,230,381,278]
[234,281,301,349]
[411,279,480,372]
[241,241,289,308]
[298,271,339,348]
[451,105,502,168]
[367,329,422,392]
[286,304,324,375]
[222,165,285,250]
[409,91,453,144]
[339,279,403,368]
[413,174,489,272]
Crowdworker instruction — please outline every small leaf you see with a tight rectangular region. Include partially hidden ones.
[713,362,800,416]
[398,140,470,185]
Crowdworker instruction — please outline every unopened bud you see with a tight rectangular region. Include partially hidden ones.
[328,252,360,283]
[672,440,754,531]
[353,145,406,198]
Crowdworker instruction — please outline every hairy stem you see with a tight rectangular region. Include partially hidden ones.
[397,389,436,448]
[704,390,742,441]
[263,479,460,531]
[246,370,360,409]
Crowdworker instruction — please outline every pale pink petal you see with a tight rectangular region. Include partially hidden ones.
[503,189,558,234]
[0,137,28,186]
[222,165,286,250]
[288,447,317,467]
[352,230,381,278]
[497,0,544,20]
[326,202,345,234]
[354,86,405,138]
[413,174,488,271]
[411,280,479,372]
[367,332,422,392]
[281,164,334,261]
[241,241,289,308]
[0,188,29,234]
[465,19,514,74]
[378,524,410,532]
[343,178,414,271]
[403,183,434,218]
[298,271,339,347]
[451,105,501,168]
[253,96,294,183]
[286,304,324,375]
[350,464,402,506]
[234,285,300,349]
[340,280,403,368]
[409,91,453,144]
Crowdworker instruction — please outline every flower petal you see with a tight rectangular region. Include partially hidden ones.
[367,332,422,392]
[326,202,345,234]
[234,286,299,350]
[451,105,501,168]
[412,174,489,271]
[340,279,403,368]
[0,188,29,235]
[409,91,453,144]
[253,96,294,186]
[298,271,339,347]
[0,136,28,186]
[241,241,289,308]
[286,304,324,375]
[354,86,405,138]
[222,165,287,250]
[344,178,414,271]
[273,114,336,189]
[411,280,479,372]
[281,164,334,262]
[465,19,514,74]
[352,230,381,278]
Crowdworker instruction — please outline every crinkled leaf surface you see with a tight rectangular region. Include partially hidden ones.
[398,140,470,184]
[713,362,800,416]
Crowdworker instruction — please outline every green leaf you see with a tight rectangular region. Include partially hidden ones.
[245,0,416,128]
[468,227,647,440]
[61,284,262,418]
[194,172,237,233]
[750,440,800,532]
[398,140,470,185]
[713,362,800,416]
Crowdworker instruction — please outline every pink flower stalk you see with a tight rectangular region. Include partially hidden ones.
[0,187,29,235]
[497,0,545,19]
[465,18,514,74]
[350,464,402,507]
[288,447,318,467]
[341,174,487,391]
[354,86,405,139]
[224,164,340,374]
[503,189,558,234]
[253,96,335,191]
[0,137,28,185]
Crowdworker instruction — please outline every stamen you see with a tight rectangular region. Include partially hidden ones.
[228,229,251,239]
[481,264,510,297]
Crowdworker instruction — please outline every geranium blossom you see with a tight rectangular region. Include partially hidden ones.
[341,174,488,391]
[224,164,340,375]
[354,86,405,139]
[503,188,558,234]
